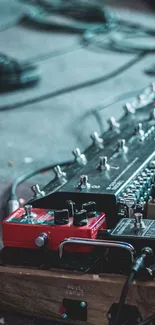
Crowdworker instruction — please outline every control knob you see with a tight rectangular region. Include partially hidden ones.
[73,209,88,226]
[66,200,76,217]
[54,209,69,225]
[82,201,96,217]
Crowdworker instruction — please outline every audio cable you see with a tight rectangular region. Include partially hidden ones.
[84,20,155,54]
[0,51,146,111]
[22,1,116,34]
[7,159,73,215]
[114,247,153,325]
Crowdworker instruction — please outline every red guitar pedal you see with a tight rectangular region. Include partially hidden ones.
[2,202,106,253]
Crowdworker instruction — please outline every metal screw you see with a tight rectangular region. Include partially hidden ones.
[62,313,68,319]
[80,301,86,308]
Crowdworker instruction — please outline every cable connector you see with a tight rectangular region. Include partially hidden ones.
[132,247,153,274]
[7,196,20,215]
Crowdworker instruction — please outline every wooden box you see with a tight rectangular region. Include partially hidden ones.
[0,265,155,325]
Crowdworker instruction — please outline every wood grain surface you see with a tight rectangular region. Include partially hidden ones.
[0,265,155,325]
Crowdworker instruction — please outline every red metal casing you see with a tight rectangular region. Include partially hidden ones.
[2,208,106,253]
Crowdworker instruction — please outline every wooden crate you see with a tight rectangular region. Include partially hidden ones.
[0,265,155,325]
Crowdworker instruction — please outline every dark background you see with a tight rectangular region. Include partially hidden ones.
[0,0,155,323]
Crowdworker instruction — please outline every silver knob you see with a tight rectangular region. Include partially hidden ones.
[124,103,135,115]
[108,117,120,130]
[90,132,104,150]
[134,123,144,137]
[97,156,110,171]
[117,139,128,153]
[133,213,145,229]
[78,175,91,189]
[35,233,48,247]
[72,148,87,166]
[31,184,45,198]
[54,165,66,179]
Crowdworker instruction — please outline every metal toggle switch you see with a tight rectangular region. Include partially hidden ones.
[108,116,120,130]
[97,156,110,171]
[90,132,104,150]
[78,175,91,189]
[54,165,67,179]
[31,184,45,198]
[72,148,87,166]
[117,139,128,153]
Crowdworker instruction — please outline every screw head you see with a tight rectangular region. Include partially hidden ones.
[62,313,68,319]
[80,301,86,308]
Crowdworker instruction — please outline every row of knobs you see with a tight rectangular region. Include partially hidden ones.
[30,125,149,196]
[30,87,155,198]
[35,202,97,247]
[22,201,97,226]
[35,211,144,247]
[55,123,146,180]
[124,82,155,113]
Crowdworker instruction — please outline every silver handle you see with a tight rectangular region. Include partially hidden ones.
[59,237,135,263]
